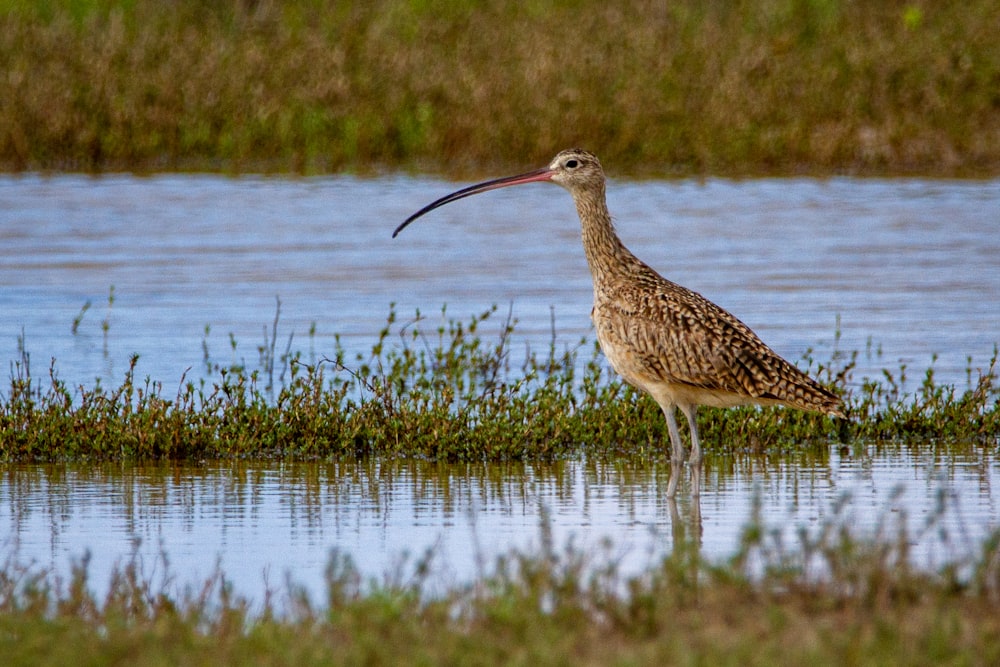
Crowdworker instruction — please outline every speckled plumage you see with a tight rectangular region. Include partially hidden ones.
[566,150,841,415]
[394,148,844,497]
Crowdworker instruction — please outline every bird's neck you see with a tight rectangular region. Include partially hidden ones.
[573,188,636,279]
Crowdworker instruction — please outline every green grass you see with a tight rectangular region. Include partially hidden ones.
[1,499,999,665]
[2,305,997,463]
[1,0,998,176]
[1,306,998,662]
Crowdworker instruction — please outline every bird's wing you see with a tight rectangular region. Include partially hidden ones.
[597,278,788,398]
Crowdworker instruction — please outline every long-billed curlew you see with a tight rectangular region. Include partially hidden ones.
[393,149,844,496]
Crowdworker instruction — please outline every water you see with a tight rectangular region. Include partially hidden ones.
[1,174,998,393]
[1,173,999,606]
[2,447,996,607]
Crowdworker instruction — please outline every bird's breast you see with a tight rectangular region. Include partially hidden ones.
[590,300,657,388]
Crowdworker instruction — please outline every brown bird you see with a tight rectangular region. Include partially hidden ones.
[393,149,844,496]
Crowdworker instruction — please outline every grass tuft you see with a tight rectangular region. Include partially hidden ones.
[2,305,997,463]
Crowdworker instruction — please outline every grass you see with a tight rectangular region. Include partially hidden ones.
[1,308,997,663]
[1,498,999,665]
[1,0,998,176]
[3,4,997,655]
[1,304,997,463]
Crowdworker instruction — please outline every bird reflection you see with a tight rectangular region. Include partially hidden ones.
[666,465,702,557]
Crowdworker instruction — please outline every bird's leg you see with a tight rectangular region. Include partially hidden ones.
[679,403,702,496]
[662,405,686,497]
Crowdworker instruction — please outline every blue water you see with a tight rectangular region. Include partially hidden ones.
[2,174,998,394]
[2,446,996,609]
[1,173,999,609]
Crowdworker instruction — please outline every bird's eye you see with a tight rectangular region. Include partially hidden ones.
[565,159,579,169]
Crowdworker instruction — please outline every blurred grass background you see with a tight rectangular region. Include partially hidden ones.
[1,0,998,175]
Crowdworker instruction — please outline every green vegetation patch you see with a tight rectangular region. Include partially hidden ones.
[1,0,998,175]
[2,305,997,463]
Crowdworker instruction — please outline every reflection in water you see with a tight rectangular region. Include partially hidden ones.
[2,445,995,606]
[668,493,703,559]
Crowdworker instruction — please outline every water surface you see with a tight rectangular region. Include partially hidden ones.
[2,174,998,608]
[2,174,998,393]
[2,445,996,607]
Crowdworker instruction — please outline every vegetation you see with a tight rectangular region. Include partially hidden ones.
[2,306,997,463]
[1,0,998,176]
[2,500,1000,665]
[4,3,998,658]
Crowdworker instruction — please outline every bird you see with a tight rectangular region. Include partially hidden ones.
[393,148,844,496]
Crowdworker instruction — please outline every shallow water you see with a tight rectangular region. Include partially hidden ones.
[1,173,999,606]
[2,445,996,606]
[1,174,998,393]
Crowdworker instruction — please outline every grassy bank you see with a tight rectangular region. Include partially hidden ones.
[2,307,997,463]
[1,0,998,176]
[2,505,999,665]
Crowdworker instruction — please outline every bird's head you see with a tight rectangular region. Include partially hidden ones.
[392,148,604,238]
[545,148,604,194]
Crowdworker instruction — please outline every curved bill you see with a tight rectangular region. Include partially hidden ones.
[392,166,554,238]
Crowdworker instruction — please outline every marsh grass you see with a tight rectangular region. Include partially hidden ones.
[1,305,997,463]
[2,0,999,176]
[1,498,999,665]
[2,300,998,660]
